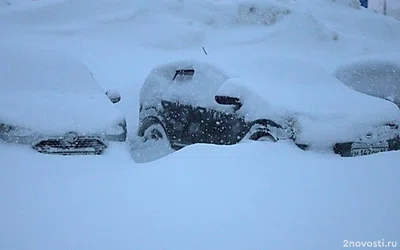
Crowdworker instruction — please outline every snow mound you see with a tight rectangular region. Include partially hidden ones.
[233,1,291,26]
[1,0,400,53]
[125,0,293,28]
[329,0,361,9]
[206,0,292,27]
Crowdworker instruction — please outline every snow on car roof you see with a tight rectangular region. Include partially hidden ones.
[0,44,124,134]
[140,60,230,109]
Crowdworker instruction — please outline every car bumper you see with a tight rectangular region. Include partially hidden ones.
[32,136,108,155]
[1,132,126,155]
[333,136,400,157]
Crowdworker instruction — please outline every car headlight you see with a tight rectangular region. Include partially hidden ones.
[105,119,127,142]
[0,123,36,144]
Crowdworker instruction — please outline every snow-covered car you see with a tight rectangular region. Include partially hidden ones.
[137,61,294,150]
[0,46,126,155]
[137,59,400,157]
[333,59,400,108]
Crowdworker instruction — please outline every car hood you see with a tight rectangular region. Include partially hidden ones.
[0,89,124,135]
[213,56,400,146]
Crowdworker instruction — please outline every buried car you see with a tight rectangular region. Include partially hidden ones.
[136,58,400,157]
[0,46,126,155]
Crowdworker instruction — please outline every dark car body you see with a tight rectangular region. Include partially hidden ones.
[137,60,400,157]
[137,61,292,151]
[138,99,289,150]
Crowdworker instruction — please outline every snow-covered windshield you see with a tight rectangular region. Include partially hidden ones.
[334,60,400,105]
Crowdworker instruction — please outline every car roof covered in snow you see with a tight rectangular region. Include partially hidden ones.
[140,60,230,109]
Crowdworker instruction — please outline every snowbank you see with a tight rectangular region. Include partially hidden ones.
[1,142,399,250]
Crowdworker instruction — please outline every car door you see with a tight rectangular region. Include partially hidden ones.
[161,100,192,147]
[161,100,246,146]
[190,105,247,145]
[159,67,247,146]
[161,101,220,146]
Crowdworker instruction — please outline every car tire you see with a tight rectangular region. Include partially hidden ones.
[249,130,277,142]
[133,118,174,163]
[138,118,170,144]
[247,123,278,142]
[143,123,167,142]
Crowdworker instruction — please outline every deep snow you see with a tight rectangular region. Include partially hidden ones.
[1,141,400,250]
[0,0,400,249]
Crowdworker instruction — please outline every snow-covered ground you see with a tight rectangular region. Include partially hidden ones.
[1,141,400,250]
[0,0,399,249]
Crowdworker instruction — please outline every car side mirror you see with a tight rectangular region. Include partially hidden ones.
[215,95,243,111]
[106,90,121,104]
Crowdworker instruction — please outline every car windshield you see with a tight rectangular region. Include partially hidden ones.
[334,61,400,105]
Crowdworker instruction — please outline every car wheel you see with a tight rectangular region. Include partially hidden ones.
[246,123,278,142]
[133,118,174,163]
[142,123,168,142]
[249,130,277,142]
[138,117,170,143]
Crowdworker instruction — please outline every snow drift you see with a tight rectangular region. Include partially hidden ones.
[1,141,399,250]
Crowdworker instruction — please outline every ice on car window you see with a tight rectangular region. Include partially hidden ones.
[172,69,195,82]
